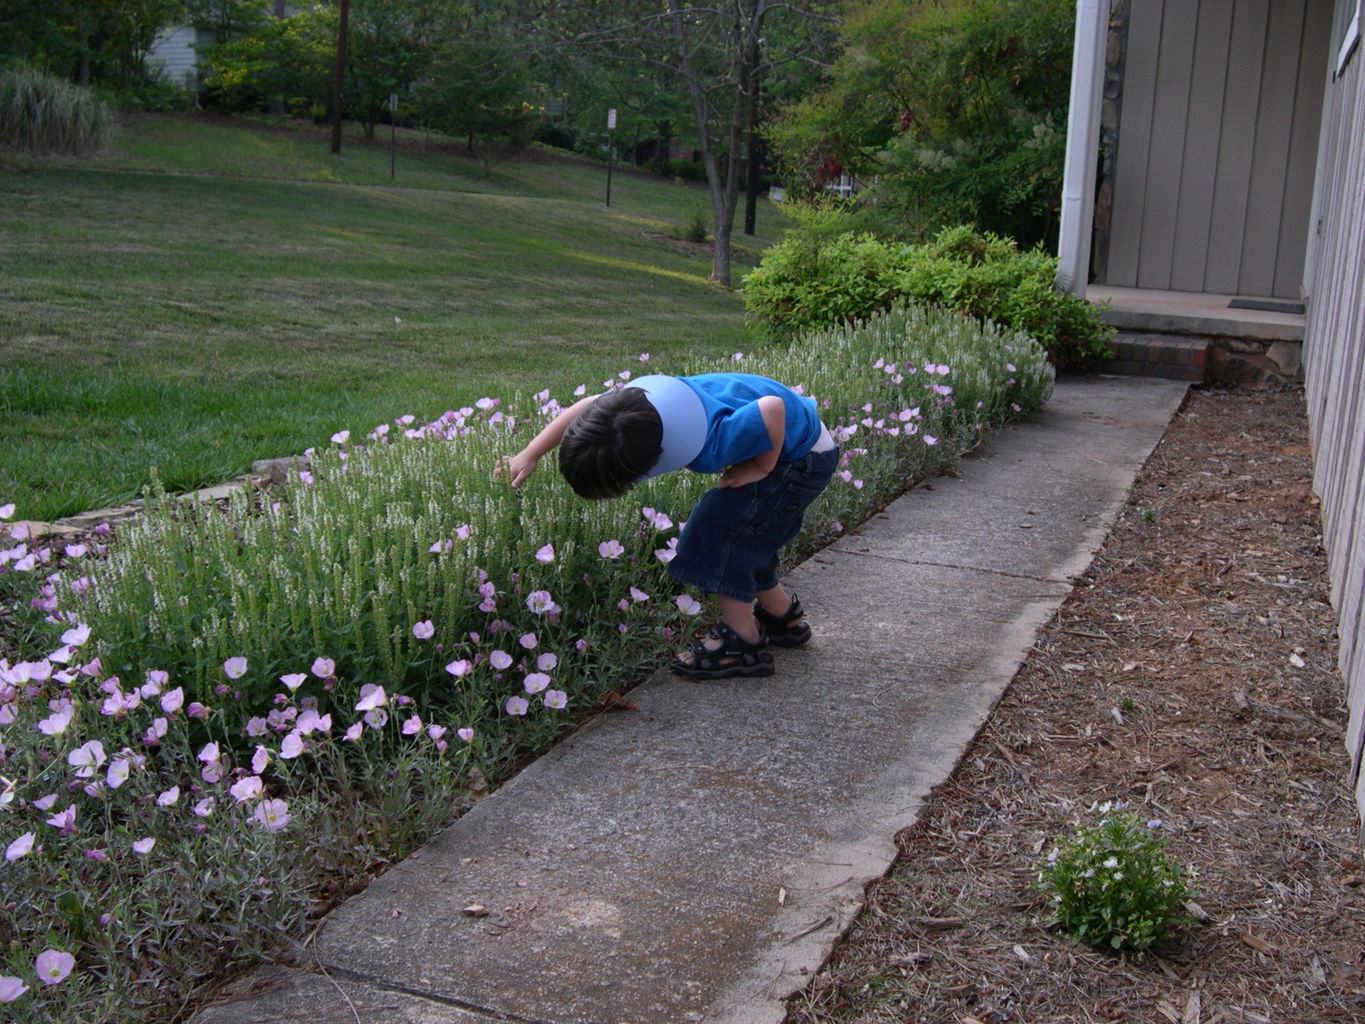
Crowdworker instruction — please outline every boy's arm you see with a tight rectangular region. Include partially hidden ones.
[500,394,598,488]
[718,396,785,489]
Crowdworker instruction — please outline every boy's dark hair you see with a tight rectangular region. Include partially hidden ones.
[558,387,663,500]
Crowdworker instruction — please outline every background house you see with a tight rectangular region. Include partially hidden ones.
[1060,0,1365,821]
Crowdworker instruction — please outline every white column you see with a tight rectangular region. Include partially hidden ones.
[1056,0,1112,299]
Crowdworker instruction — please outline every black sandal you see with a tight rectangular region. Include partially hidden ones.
[754,593,812,648]
[670,621,774,679]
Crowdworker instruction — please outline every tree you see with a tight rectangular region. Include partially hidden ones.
[767,0,1076,248]
[0,0,185,91]
[557,1,839,286]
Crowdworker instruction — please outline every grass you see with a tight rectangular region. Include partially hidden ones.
[0,113,789,521]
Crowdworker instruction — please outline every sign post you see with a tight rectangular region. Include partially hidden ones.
[605,108,617,207]
[389,93,398,179]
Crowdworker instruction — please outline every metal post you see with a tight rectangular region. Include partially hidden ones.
[605,108,617,207]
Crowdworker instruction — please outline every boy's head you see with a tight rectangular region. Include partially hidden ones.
[558,387,663,500]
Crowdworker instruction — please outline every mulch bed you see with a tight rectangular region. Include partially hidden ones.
[785,384,1365,1024]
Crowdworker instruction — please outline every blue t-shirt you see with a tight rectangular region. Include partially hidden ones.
[680,373,822,474]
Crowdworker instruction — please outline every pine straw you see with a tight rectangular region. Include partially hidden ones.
[786,384,1365,1024]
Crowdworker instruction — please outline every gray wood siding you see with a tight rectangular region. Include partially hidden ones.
[1102,0,1333,298]
[1301,15,1365,817]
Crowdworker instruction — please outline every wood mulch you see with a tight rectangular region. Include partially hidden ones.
[785,384,1365,1024]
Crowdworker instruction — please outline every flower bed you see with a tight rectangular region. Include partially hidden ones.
[0,302,1053,1021]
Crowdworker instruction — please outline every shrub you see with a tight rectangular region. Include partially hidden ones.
[743,223,1114,367]
[0,67,114,156]
[1037,804,1195,953]
[0,306,1053,1021]
[674,205,709,244]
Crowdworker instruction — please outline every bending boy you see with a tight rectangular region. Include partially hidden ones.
[502,372,838,679]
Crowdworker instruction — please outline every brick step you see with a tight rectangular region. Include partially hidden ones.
[1102,332,1209,382]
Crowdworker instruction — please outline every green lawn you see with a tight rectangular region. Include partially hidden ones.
[0,115,788,521]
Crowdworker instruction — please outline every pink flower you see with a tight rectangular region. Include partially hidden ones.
[598,539,625,559]
[280,731,305,759]
[160,687,184,713]
[675,594,701,616]
[445,658,473,678]
[230,776,264,802]
[526,590,559,615]
[34,949,75,985]
[311,657,335,678]
[412,620,435,640]
[343,722,363,742]
[68,740,106,778]
[0,976,29,1003]
[279,673,306,691]
[354,685,387,712]
[402,715,422,735]
[198,741,220,764]
[535,544,555,563]
[156,786,180,807]
[46,805,76,832]
[536,652,557,671]
[427,724,447,742]
[61,623,90,646]
[223,657,248,679]
[544,689,568,710]
[518,632,538,650]
[523,672,550,695]
[457,726,475,743]
[489,649,514,671]
[505,695,529,716]
[923,434,938,446]
[5,832,35,861]
[253,799,290,831]
[35,703,74,736]
[629,587,650,602]
[331,429,350,444]
[194,797,215,818]
[131,837,155,856]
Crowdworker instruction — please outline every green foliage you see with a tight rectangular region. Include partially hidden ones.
[0,0,183,94]
[675,204,709,244]
[767,0,1075,247]
[0,65,114,154]
[743,223,1114,366]
[199,6,334,115]
[1037,805,1195,953]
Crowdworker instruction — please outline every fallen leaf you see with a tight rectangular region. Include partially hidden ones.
[597,690,641,713]
[1239,930,1273,952]
[462,904,489,918]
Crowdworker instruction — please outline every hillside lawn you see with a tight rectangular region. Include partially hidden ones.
[0,114,788,522]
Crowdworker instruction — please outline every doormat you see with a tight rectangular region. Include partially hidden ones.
[1228,298,1305,314]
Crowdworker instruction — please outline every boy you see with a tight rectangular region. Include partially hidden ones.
[501,372,838,679]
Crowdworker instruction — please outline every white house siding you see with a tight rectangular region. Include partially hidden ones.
[147,26,210,89]
[1301,4,1365,821]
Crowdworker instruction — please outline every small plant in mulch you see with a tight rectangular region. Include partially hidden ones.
[1038,802,1195,953]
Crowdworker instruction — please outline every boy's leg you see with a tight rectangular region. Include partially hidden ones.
[756,585,797,621]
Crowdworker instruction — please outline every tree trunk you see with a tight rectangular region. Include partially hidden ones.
[667,0,766,287]
[330,0,350,155]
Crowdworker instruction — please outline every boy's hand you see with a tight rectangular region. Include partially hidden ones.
[498,451,539,488]
[718,459,771,488]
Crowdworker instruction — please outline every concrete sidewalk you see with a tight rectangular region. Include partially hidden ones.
[196,375,1189,1024]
